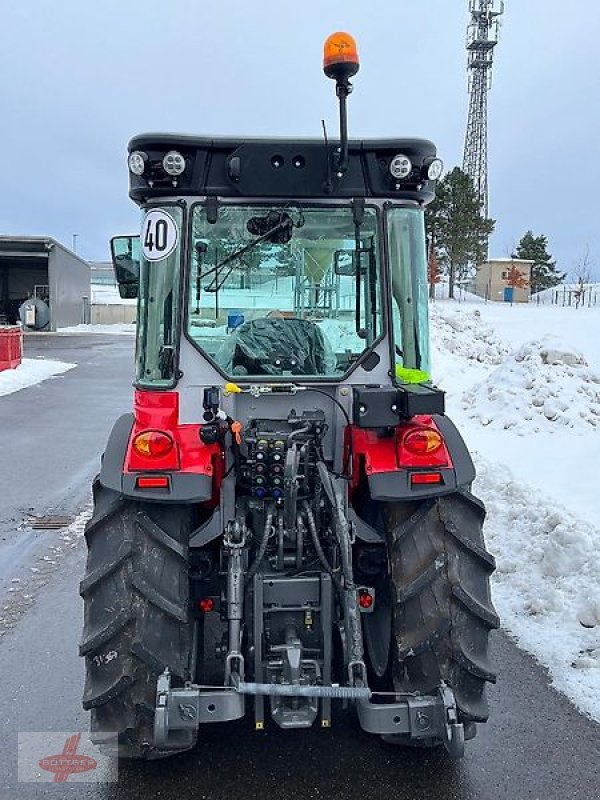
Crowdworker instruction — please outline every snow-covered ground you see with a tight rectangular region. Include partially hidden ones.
[0,359,75,397]
[58,323,135,335]
[430,300,600,721]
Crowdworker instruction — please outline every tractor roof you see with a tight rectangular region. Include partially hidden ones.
[127,134,437,205]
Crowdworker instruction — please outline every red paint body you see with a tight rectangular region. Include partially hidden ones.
[346,415,452,490]
[124,391,223,497]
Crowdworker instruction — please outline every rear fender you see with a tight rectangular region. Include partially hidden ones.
[349,414,475,502]
[99,391,223,503]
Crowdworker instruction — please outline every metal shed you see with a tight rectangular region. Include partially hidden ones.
[0,236,91,331]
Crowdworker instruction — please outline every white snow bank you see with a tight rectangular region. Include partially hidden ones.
[430,305,510,365]
[0,359,75,397]
[58,323,136,335]
[431,301,600,719]
[477,457,600,721]
[462,336,600,433]
[463,303,600,370]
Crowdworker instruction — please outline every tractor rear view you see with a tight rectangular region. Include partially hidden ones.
[80,32,498,760]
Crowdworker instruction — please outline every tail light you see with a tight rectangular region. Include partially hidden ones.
[403,428,443,455]
[358,587,375,613]
[198,597,215,613]
[136,475,170,489]
[132,430,174,458]
[411,472,443,486]
[397,419,450,469]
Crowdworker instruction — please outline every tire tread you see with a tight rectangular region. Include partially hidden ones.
[385,490,498,727]
[80,480,195,759]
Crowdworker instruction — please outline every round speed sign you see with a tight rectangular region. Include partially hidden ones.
[141,209,179,261]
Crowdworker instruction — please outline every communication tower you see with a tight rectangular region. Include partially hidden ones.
[463,0,504,219]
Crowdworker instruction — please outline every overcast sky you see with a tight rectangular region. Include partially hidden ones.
[2,0,599,278]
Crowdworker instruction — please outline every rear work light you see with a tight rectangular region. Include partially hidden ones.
[403,428,443,456]
[136,475,170,489]
[411,472,443,486]
[132,430,174,458]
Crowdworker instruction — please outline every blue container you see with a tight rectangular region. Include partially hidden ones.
[228,313,245,330]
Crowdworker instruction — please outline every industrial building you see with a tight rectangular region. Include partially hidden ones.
[0,236,91,330]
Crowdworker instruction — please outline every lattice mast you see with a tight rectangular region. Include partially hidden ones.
[463,0,504,219]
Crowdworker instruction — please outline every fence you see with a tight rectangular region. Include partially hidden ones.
[531,287,600,307]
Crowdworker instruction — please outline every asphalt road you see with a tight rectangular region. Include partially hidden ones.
[0,334,599,800]
[0,334,134,584]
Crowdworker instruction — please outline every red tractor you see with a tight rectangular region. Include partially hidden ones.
[80,32,498,760]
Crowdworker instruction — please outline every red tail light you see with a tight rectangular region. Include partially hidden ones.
[411,472,443,486]
[132,430,174,458]
[136,475,170,489]
[198,597,215,613]
[403,428,443,455]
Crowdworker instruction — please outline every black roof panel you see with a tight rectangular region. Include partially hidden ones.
[127,134,438,205]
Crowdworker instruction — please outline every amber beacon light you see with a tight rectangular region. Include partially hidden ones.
[322,32,360,180]
[323,32,360,81]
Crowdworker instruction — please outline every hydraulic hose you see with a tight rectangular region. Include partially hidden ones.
[303,503,341,592]
[296,513,304,570]
[317,460,366,686]
[245,510,273,585]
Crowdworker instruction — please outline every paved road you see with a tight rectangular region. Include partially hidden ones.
[0,334,134,584]
[0,335,599,799]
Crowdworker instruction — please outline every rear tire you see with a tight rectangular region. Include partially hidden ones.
[384,490,499,746]
[80,479,196,759]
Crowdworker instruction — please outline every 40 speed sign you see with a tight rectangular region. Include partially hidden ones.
[141,209,179,261]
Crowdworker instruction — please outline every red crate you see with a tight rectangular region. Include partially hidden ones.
[0,326,23,371]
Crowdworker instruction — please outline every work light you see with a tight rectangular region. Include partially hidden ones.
[128,151,147,176]
[162,150,186,176]
[425,157,444,181]
[389,154,412,180]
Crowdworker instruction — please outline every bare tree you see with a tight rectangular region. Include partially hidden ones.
[571,246,593,309]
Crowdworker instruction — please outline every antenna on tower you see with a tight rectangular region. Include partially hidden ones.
[463,0,504,223]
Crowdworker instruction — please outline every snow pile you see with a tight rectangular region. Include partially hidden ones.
[0,359,75,397]
[462,336,600,432]
[430,305,510,365]
[58,323,135,335]
[476,457,600,720]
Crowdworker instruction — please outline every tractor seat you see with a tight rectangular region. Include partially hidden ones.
[215,317,333,376]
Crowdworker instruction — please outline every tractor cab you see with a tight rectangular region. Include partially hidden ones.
[114,131,442,389]
[111,32,443,405]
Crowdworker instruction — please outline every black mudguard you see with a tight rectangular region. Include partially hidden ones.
[98,413,213,503]
[367,414,476,502]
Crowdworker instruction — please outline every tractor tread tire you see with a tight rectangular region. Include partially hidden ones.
[385,489,499,730]
[80,478,195,760]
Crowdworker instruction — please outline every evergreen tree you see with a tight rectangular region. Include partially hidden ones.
[425,168,495,299]
[512,231,565,293]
